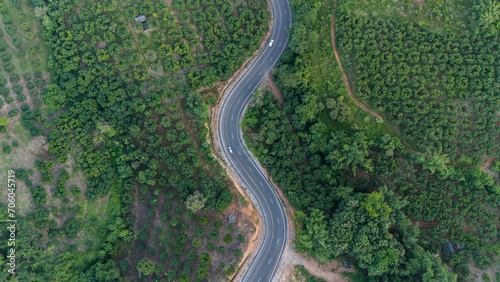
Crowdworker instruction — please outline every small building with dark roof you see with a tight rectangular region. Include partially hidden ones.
[134,15,146,23]
[134,15,149,31]
[442,242,465,255]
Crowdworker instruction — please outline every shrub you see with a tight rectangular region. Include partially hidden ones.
[219,246,226,254]
[207,243,215,251]
[64,218,81,239]
[166,270,176,280]
[0,41,7,52]
[4,62,14,72]
[453,264,470,279]
[196,266,207,278]
[1,51,11,61]
[149,197,158,206]
[170,257,180,268]
[11,140,19,147]
[23,73,31,80]
[21,22,31,31]
[137,241,145,250]
[13,86,23,95]
[0,87,9,96]
[12,37,22,48]
[223,234,232,244]
[136,258,155,276]
[35,78,46,88]
[0,77,6,86]
[5,96,13,103]
[214,221,222,228]
[137,230,149,240]
[238,234,245,242]
[119,259,129,271]
[8,109,19,117]
[20,103,29,111]
[187,250,196,260]
[235,249,243,257]
[195,227,204,237]
[30,126,43,136]
[29,89,39,97]
[159,252,168,261]
[228,226,234,233]
[2,13,13,24]
[33,99,42,106]
[210,229,219,241]
[198,214,209,225]
[170,216,179,227]
[191,238,201,248]
[16,49,25,57]
[5,25,16,36]
[165,190,174,199]
[200,253,211,266]
[10,73,20,83]
[26,82,35,89]
[25,32,35,41]
[183,262,192,273]
[3,145,11,154]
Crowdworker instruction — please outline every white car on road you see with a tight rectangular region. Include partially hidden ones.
[268,39,275,47]
[228,147,233,154]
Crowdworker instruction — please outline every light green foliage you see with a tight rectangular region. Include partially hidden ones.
[136,258,155,276]
[186,191,207,213]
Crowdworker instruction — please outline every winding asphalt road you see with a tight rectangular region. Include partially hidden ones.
[216,0,292,281]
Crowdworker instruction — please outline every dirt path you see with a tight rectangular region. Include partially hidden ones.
[330,1,496,170]
[264,74,285,104]
[330,2,382,120]
[479,156,496,169]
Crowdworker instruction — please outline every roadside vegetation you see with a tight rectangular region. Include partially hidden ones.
[243,0,500,280]
[0,0,268,280]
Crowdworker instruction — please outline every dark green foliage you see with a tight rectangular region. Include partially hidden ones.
[209,229,219,241]
[64,218,81,239]
[0,51,12,61]
[119,260,129,271]
[31,186,47,206]
[3,144,12,154]
[13,85,23,94]
[223,234,232,244]
[8,109,18,117]
[198,214,209,225]
[10,73,20,83]
[16,168,28,180]
[187,250,197,260]
[206,243,214,251]
[11,37,21,48]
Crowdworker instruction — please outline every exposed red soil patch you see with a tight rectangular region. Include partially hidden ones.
[263,74,284,105]
[411,219,439,230]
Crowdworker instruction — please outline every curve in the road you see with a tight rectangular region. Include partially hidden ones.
[216,0,292,281]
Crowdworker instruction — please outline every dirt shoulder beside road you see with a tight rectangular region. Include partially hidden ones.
[206,0,276,278]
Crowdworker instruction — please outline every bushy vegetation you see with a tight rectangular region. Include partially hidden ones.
[0,0,266,280]
[243,0,500,280]
[336,1,500,163]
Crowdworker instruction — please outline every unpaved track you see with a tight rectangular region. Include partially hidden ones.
[331,0,382,120]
